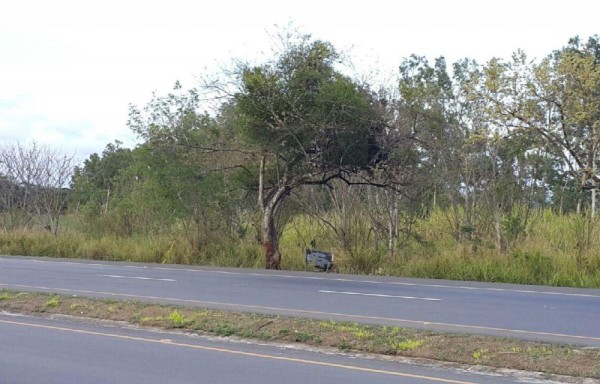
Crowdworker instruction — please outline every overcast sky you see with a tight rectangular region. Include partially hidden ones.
[1,0,598,162]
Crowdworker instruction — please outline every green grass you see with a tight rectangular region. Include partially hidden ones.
[472,348,489,360]
[388,339,424,353]
[169,310,187,327]
[45,296,60,308]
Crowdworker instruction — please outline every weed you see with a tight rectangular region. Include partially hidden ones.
[140,316,165,324]
[319,320,337,328]
[0,293,11,301]
[388,339,424,353]
[354,329,373,339]
[338,340,352,352]
[381,326,405,337]
[472,348,489,360]
[169,310,186,327]
[293,332,313,342]
[525,346,554,359]
[45,296,60,308]
[215,324,236,336]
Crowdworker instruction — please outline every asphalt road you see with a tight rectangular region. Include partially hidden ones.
[1,256,599,346]
[0,313,542,384]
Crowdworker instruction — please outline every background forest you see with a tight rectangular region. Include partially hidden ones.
[1,33,599,287]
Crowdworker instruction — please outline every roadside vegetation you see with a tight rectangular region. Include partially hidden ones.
[1,31,600,286]
[1,209,600,287]
[1,290,598,379]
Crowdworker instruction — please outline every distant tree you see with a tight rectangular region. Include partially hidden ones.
[127,84,246,245]
[479,36,600,214]
[0,174,31,230]
[0,142,74,235]
[72,141,133,214]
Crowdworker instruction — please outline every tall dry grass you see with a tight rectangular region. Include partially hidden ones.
[1,209,599,287]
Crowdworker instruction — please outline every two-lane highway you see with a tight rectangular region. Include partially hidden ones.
[1,256,599,346]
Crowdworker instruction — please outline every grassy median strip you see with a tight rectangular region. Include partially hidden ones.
[1,289,599,379]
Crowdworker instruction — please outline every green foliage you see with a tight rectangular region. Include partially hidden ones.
[234,37,385,176]
[502,214,525,240]
[472,348,489,360]
[215,324,237,336]
[45,296,60,308]
[388,339,424,353]
[169,310,186,327]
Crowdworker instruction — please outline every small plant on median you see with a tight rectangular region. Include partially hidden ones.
[472,348,489,360]
[45,296,60,308]
[293,331,313,342]
[525,346,554,359]
[169,310,186,327]
[215,324,236,336]
[338,340,352,352]
[69,303,88,311]
[388,339,424,353]
[353,329,373,339]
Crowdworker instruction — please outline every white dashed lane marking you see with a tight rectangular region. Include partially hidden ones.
[98,274,176,282]
[318,290,441,301]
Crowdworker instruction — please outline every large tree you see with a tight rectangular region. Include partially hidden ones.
[231,37,408,269]
[129,35,414,269]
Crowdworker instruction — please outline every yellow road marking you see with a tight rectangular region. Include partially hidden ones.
[2,283,599,343]
[0,318,477,384]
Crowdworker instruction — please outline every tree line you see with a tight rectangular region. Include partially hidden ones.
[2,33,599,272]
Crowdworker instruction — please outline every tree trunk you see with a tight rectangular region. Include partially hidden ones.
[261,185,291,270]
[592,150,597,218]
[258,156,265,212]
[262,207,281,269]
[592,188,596,218]
[494,209,502,251]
